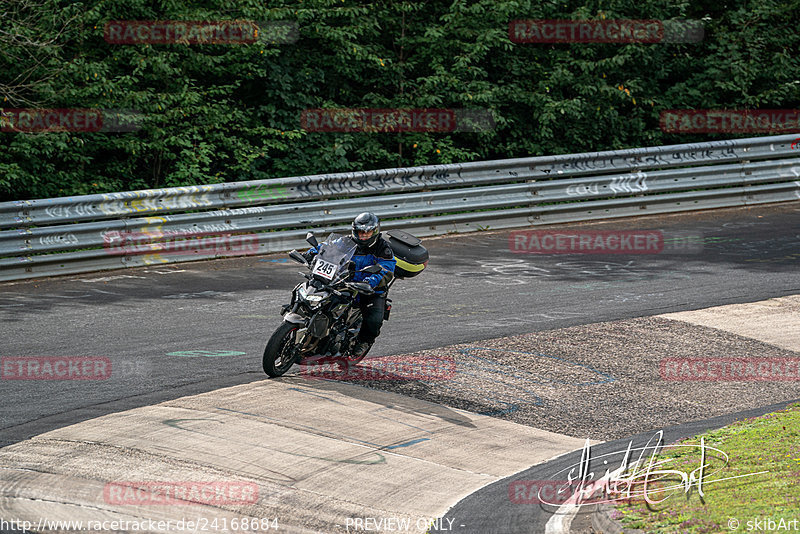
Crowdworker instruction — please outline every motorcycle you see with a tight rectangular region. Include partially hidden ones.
[263,232,383,377]
[263,229,429,378]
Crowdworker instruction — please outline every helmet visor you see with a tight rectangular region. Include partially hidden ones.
[355,229,375,241]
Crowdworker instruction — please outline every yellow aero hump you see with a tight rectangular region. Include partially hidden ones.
[395,257,425,273]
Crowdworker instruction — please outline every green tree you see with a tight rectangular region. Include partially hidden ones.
[2,0,799,201]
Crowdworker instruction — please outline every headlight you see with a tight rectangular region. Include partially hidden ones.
[298,286,324,305]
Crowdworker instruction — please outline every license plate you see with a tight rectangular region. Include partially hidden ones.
[311,258,337,280]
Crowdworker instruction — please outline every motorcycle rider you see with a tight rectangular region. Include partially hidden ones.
[304,212,395,357]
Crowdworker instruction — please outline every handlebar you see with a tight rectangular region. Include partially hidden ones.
[288,250,308,264]
[291,248,378,296]
[298,270,374,297]
[346,281,375,295]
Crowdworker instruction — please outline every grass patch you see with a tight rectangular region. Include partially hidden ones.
[615,403,800,533]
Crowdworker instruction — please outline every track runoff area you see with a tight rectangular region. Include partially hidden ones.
[0,202,798,533]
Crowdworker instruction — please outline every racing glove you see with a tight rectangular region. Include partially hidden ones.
[302,248,318,263]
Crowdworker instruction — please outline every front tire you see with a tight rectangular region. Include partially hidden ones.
[263,321,301,377]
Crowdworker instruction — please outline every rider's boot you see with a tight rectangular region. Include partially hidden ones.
[351,340,371,358]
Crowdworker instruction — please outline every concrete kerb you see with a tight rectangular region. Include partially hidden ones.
[0,376,587,533]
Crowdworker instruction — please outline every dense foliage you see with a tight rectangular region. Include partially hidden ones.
[1,0,799,201]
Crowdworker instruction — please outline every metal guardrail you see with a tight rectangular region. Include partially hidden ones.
[1,134,799,281]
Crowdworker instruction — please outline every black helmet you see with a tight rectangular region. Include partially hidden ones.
[352,212,381,248]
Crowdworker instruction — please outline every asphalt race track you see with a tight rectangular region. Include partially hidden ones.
[433,397,800,534]
[1,202,799,533]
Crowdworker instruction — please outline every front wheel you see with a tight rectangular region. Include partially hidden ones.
[263,321,301,377]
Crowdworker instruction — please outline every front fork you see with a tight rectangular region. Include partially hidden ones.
[283,312,315,358]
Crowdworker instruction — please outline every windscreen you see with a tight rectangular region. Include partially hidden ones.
[311,233,356,281]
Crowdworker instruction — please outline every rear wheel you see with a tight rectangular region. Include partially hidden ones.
[263,322,301,377]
